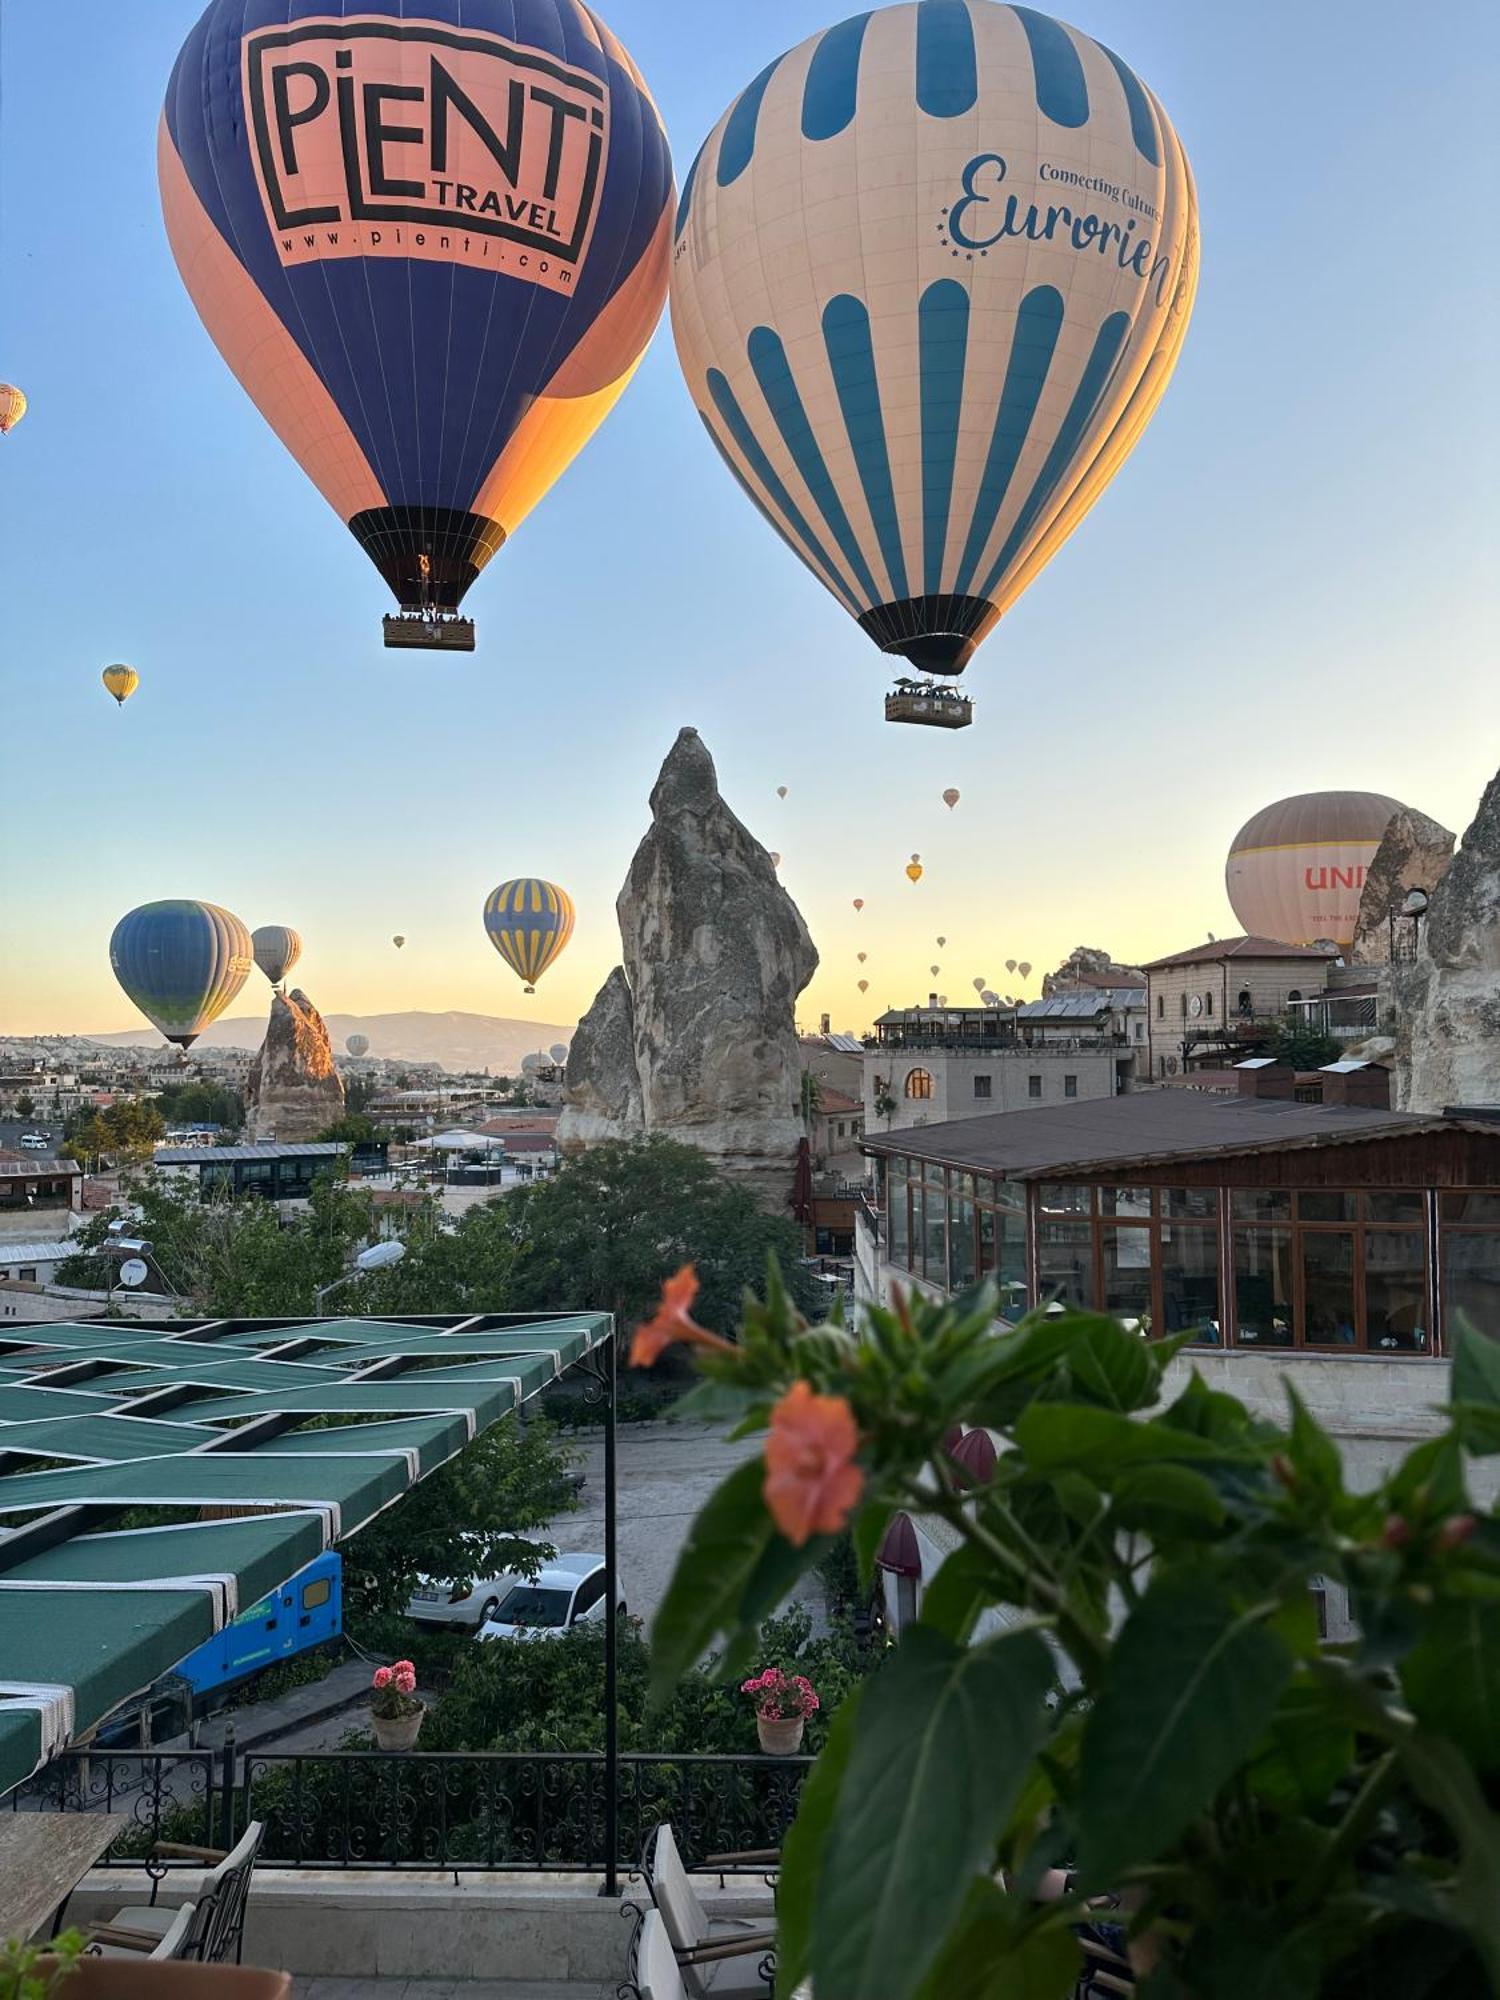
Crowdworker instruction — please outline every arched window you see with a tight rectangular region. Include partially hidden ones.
[1237,988,1252,1014]
[1156,994,1165,1019]
[1287,989,1303,1004]
[1180,992,1189,1017]
[904,1068,933,1101]
[1205,991,1214,1017]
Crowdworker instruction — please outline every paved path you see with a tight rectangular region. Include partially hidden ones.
[299,1982,609,1998]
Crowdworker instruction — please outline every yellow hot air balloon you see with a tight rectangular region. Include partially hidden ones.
[670,5,1198,719]
[102,665,139,708]
[906,862,924,885]
[0,384,27,436]
[484,878,575,994]
[943,789,960,811]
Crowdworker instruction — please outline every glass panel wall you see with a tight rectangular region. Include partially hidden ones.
[1160,1215,1221,1339]
[1302,1231,1358,1345]
[1233,1226,1294,1346]
[1364,1230,1429,1351]
[888,1160,909,1268]
[1440,1192,1500,1342]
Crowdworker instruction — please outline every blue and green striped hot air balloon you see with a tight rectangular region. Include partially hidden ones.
[109,901,255,1048]
[483,879,575,995]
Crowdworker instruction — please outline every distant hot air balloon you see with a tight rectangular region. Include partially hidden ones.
[942,789,960,811]
[1005,958,1017,974]
[159,0,673,649]
[982,989,999,1006]
[346,1033,370,1058]
[670,5,1198,716]
[521,1053,544,1076]
[936,935,947,947]
[0,385,26,436]
[906,862,924,884]
[484,878,575,995]
[857,951,867,963]
[392,935,406,951]
[1226,792,1407,948]
[251,925,302,988]
[1018,961,1032,980]
[549,1043,569,1065]
[109,900,253,1049]
[858,978,869,994]
[771,852,782,867]
[937,994,948,1007]
[853,899,865,912]
[102,665,139,708]
[777,785,789,799]
[973,977,986,992]
[930,963,941,976]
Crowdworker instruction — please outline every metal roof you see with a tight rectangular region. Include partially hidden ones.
[0,1309,607,1795]
[154,1143,346,1164]
[1141,936,1337,970]
[825,1034,865,1054]
[862,1092,1500,1181]
[0,1241,81,1266]
[1014,992,1140,1021]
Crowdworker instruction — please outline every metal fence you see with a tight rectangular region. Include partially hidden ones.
[8,1748,811,1875]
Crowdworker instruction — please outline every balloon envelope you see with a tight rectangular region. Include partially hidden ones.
[0,384,26,435]
[857,951,867,963]
[777,785,788,798]
[251,925,302,986]
[943,789,960,810]
[936,935,946,947]
[549,1043,569,1064]
[346,1033,370,1057]
[1226,791,1406,948]
[484,878,575,993]
[109,899,253,1048]
[853,898,864,911]
[159,0,672,622]
[858,978,868,993]
[102,665,139,707]
[670,4,1198,683]
[1018,961,1031,978]
[1006,958,1017,973]
[906,862,924,884]
[392,935,406,950]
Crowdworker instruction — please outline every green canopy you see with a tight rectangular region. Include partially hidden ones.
[0,1310,608,1794]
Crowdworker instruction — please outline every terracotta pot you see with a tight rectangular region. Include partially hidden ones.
[371,1703,424,1751]
[31,1962,291,1997]
[756,1713,806,1755]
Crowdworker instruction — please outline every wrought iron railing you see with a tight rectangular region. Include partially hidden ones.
[6,1748,811,1874]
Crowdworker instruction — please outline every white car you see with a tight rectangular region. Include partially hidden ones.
[404,1535,539,1630]
[476,1556,626,1642]
[19,1133,50,1151]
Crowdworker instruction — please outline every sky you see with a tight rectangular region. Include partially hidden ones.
[1,0,1496,1041]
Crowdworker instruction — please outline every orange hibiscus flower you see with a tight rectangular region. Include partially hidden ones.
[629,1264,734,1369]
[764,1380,864,1546]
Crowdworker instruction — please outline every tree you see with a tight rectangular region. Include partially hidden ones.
[874,1090,897,1129]
[343,1073,379,1117]
[339,1410,581,1623]
[153,1080,245,1130]
[1271,1017,1343,1071]
[14,1094,34,1119]
[314,1112,388,1147]
[800,1070,822,1127]
[499,1137,825,1333]
[62,1099,165,1167]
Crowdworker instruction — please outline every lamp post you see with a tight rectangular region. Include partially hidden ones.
[314,1237,406,1307]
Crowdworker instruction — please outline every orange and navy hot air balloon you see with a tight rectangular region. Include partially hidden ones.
[484,878,575,994]
[0,385,27,436]
[159,2,673,647]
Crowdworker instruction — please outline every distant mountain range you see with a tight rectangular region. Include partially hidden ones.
[85,1010,573,1075]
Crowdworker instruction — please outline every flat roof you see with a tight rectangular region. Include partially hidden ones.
[1015,991,1142,1020]
[154,1143,346,1164]
[862,1092,1497,1180]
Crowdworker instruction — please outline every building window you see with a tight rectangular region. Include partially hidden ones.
[1026,1075,1041,1100]
[1064,1074,1078,1099]
[904,1068,934,1101]
[1237,988,1253,1014]
[1228,1188,1430,1351]
[1287,989,1302,1004]
[973,1075,992,1100]
[1180,992,1188,1017]
[1439,1191,1500,1344]
[1134,1021,1144,1041]
[1205,991,1214,1017]
[888,1160,909,1268]
[1156,993,1164,1019]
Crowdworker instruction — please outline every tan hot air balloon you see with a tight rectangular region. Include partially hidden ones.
[392,935,406,950]
[0,385,27,436]
[1225,791,1406,948]
[973,977,986,992]
[251,925,302,987]
[853,898,864,912]
[1005,958,1017,974]
[857,952,867,963]
[102,665,139,708]
[1018,961,1032,980]
[930,963,941,976]
[858,978,869,994]
[942,789,960,811]
[906,862,924,884]
[936,935,946,947]
[771,852,782,867]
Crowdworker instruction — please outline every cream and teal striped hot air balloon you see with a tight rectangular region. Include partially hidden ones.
[483,879,576,995]
[109,900,254,1049]
[670,2,1198,710]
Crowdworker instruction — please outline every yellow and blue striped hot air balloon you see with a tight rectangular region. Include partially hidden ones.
[484,879,575,995]
[109,900,255,1049]
[670,2,1198,711]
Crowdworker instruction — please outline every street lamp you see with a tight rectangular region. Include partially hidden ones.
[314,1237,406,1307]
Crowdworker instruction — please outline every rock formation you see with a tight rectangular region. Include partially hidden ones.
[1043,946,1146,997]
[559,728,818,1205]
[246,989,345,1143]
[1351,807,1455,964]
[1391,769,1500,1112]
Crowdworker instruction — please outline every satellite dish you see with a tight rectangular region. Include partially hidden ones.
[118,1258,148,1289]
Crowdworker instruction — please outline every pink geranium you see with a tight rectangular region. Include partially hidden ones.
[369,1658,422,1722]
[739,1666,820,1722]
[371,1666,393,1689]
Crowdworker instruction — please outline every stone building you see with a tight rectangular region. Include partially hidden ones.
[1143,935,1336,1080]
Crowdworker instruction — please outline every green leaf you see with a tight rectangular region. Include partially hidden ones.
[1393,1728,1500,1992]
[1451,1316,1500,1410]
[1248,1683,1355,1813]
[853,1499,895,1591]
[914,1880,1079,2000]
[920,1540,1001,1643]
[1076,1572,1292,1888]
[1179,1911,1322,2000]
[1109,1462,1226,1536]
[775,1681,864,1996]
[1016,1403,1239,1479]
[1065,1313,1160,1413]
[1283,1380,1342,1497]
[812,1624,1054,2000]
[648,1456,772,1702]
[1400,1597,1500,1774]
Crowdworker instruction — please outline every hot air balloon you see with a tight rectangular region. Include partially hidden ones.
[906,861,924,884]
[973,977,986,992]
[1226,792,1407,948]
[982,988,999,1006]
[520,1052,544,1076]
[930,963,941,976]
[858,978,869,994]
[771,852,782,867]
[109,900,253,1049]
[102,665,139,708]
[251,925,302,988]
[1005,958,1017,974]
[346,1033,370,1058]
[549,1043,569,1064]
[0,385,26,436]
[777,785,789,799]
[670,5,1198,719]
[943,789,960,811]
[392,935,406,951]
[936,935,947,947]
[1018,961,1032,980]
[857,951,867,963]
[159,1,673,651]
[853,898,864,912]
[484,878,575,994]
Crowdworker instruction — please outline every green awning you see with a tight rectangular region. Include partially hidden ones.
[0,1310,609,1793]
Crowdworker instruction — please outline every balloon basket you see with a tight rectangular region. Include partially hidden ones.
[383,613,475,652]
[885,682,974,728]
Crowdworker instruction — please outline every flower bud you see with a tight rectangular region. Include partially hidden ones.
[1435,1513,1477,1551]
[1380,1514,1412,1550]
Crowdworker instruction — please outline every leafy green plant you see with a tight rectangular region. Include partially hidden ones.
[0,1930,86,2000]
[649,1273,1500,2000]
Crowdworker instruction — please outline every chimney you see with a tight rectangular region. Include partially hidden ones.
[1234,1060,1295,1100]
[928,992,939,1009]
[819,1013,831,1035]
[1317,1062,1391,1109]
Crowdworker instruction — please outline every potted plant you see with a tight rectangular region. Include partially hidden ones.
[368,1657,423,1750]
[741,1666,819,1755]
[4,1937,291,1997]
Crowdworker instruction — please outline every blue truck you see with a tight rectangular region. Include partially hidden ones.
[175,1550,343,1702]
